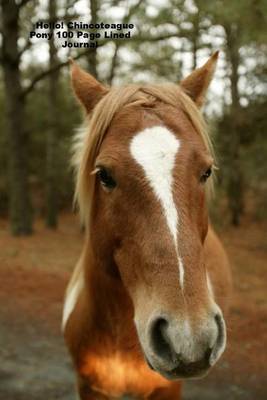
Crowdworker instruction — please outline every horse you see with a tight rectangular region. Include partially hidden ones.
[62,52,232,399]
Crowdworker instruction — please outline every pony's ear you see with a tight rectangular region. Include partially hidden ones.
[180,51,219,107]
[70,59,108,113]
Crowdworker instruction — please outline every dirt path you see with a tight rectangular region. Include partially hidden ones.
[0,214,266,399]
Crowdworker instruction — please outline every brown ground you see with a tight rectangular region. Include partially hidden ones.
[0,213,266,400]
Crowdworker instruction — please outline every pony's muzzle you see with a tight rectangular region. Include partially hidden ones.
[139,310,226,380]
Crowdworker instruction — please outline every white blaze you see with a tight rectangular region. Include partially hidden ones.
[130,126,185,288]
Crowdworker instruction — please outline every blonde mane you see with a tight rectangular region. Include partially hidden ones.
[73,84,215,228]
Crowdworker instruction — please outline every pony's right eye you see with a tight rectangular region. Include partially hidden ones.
[200,167,212,183]
[96,167,116,190]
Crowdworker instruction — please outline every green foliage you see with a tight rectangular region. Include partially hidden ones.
[0,72,81,217]
[215,95,267,220]
[24,73,82,215]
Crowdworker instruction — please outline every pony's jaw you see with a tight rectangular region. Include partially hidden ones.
[135,305,226,380]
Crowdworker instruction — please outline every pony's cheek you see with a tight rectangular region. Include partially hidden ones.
[195,189,209,243]
[113,248,140,298]
[199,208,209,243]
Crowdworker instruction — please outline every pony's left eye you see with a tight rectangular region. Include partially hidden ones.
[96,167,116,190]
[200,167,212,183]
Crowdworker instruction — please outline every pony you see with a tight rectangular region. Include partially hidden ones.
[62,52,232,399]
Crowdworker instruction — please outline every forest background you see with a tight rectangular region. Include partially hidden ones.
[0,0,266,235]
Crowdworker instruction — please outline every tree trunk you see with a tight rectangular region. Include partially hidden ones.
[1,0,32,235]
[225,23,244,226]
[46,0,59,228]
[107,43,119,85]
[87,0,98,78]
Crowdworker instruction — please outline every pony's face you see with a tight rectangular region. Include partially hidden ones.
[72,53,227,379]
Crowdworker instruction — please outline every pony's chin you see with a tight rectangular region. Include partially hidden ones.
[155,365,210,380]
[145,359,211,380]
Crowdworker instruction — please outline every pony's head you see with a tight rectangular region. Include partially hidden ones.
[71,53,226,379]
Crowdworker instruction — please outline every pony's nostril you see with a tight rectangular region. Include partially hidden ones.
[214,313,225,348]
[150,317,173,361]
[209,312,226,366]
[204,346,212,362]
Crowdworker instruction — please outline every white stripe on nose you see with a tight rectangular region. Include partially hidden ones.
[130,126,184,288]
